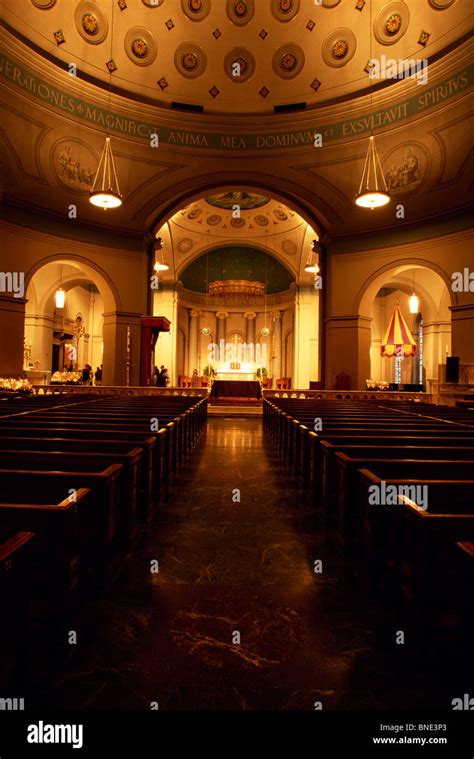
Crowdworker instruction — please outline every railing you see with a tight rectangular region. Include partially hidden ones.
[263,389,432,403]
[31,385,209,397]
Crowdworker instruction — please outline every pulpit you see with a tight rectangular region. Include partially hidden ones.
[140,316,171,386]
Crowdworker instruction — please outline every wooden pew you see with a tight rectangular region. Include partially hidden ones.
[0,449,143,551]
[0,531,36,687]
[0,467,123,590]
[328,446,474,536]
[0,425,169,501]
[338,459,474,553]
[309,434,474,506]
[0,436,155,521]
[356,469,474,578]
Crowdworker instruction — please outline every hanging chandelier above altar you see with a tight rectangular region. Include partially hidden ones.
[208,280,266,301]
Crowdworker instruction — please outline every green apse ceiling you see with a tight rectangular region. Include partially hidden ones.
[180,246,294,294]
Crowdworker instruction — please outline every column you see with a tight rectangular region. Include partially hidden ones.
[25,313,54,371]
[451,303,474,364]
[293,285,320,389]
[188,309,200,375]
[325,314,371,390]
[153,284,178,385]
[216,312,228,350]
[244,312,256,360]
[272,310,283,382]
[102,311,141,386]
[0,295,27,376]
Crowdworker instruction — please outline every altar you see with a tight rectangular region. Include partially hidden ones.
[215,370,255,381]
[210,380,262,399]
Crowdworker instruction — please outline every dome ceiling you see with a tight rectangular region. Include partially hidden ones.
[3,0,470,114]
[180,246,294,294]
[157,196,318,283]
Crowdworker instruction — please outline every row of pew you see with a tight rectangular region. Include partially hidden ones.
[0,393,207,689]
[263,397,474,670]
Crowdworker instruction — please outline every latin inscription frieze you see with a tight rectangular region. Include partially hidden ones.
[0,53,471,152]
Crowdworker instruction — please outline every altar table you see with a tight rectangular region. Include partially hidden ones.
[210,380,262,399]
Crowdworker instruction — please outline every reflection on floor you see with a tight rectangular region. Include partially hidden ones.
[29,418,463,710]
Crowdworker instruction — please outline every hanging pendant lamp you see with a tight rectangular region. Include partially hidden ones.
[89,0,122,210]
[153,237,169,271]
[304,239,321,274]
[409,270,419,313]
[355,135,390,209]
[409,293,420,314]
[90,136,122,209]
[55,264,66,308]
[55,288,66,309]
[355,0,390,210]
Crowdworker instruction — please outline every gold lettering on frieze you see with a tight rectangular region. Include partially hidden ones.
[220,136,247,149]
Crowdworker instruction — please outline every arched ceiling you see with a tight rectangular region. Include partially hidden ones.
[157,194,318,283]
[2,0,470,114]
[180,246,295,293]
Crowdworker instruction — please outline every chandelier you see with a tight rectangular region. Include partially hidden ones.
[355,0,390,210]
[208,280,265,300]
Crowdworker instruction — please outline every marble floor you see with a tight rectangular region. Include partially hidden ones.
[29,418,466,710]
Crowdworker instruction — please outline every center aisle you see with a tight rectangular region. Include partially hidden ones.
[42,417,444,710]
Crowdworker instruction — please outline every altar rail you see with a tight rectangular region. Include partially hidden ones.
[263,389,432,403]
[31,386,208,398]
[27,386,433,403]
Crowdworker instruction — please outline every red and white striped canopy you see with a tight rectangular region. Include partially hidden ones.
[381,303,417,358]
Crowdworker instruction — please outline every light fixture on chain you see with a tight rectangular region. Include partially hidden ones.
[304,239,321,274]
[409,269,419,314]
[355,0,390,210]
[153,237,169,272]
[89,0,122,210]
[55,264,66,309]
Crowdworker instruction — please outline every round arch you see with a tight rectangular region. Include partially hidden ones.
[356,259,457,316]
[25,254,120,314]
[144,175,329,240]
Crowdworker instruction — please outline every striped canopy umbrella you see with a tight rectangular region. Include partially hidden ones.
[381,303,417,358]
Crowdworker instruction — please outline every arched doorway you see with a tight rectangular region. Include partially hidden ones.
[25,258,118,385]
[360,263,452,393]
[149,190,322,389]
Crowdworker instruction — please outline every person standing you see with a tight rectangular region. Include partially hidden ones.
[161,367,170,386]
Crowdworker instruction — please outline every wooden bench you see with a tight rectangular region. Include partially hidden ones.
[357,469,474,579]
[0,467,123,590]
[0,449,143,551]
[330,447,474,538]
[309,434,474,506]
[0,531,36,687]
[0,436,155,522]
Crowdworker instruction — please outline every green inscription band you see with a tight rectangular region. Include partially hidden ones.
[0,53,471,151]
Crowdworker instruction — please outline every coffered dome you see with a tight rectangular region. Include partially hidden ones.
[3,0,470,113]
